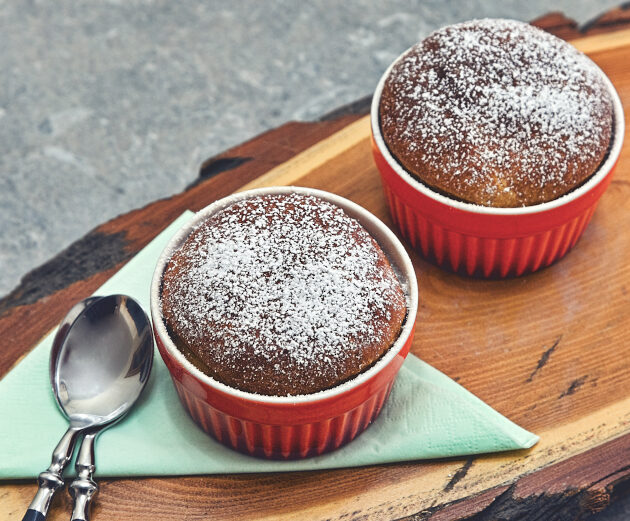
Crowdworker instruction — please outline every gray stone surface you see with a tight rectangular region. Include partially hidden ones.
[0,0,621,296]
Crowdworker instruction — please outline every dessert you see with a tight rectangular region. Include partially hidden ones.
[160,193,407,397]
[379,19,614,208]
[151,186,418,459]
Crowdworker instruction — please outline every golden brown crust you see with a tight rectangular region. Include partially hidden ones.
[161,194,407,396]
[379,19,613,208]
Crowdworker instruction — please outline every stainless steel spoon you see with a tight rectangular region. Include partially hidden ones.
[23,295,154,521]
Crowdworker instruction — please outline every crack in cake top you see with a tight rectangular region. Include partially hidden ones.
[379,19,614,207]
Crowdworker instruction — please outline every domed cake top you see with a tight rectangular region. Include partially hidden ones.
[160,193,407,396]
[379,19,614,207]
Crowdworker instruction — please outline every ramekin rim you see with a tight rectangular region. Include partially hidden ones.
[370,40,625,216]
[150,186,419,405]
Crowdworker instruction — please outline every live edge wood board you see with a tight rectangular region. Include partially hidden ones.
[2,10,630,521]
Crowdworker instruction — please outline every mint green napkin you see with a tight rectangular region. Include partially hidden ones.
[0,212,538,479]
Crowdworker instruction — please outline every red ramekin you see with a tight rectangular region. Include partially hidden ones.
[371,49,625,278]
[150,187,418,459]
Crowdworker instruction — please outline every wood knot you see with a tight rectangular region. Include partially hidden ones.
[581,488,610,514]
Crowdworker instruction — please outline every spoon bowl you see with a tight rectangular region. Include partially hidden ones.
[51,295,153,428]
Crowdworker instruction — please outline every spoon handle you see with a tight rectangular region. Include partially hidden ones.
[23,427,82,521]
[69,432,98,521]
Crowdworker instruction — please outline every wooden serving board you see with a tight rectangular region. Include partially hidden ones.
[2,10,630,521]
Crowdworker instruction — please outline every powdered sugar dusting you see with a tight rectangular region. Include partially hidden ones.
[160,193,406,396]
[380,19,613,207]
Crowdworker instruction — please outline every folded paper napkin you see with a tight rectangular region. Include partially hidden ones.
[0,212,538,479]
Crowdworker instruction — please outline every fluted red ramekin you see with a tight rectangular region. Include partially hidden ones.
[151,187,418,459]
[371,51,625,278]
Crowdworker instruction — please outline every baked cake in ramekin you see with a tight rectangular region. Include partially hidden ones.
[372,19,624,277]
[151,187,418,459]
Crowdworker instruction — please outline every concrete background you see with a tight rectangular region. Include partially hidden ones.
[0,0,622,296]
[1,1,629,518]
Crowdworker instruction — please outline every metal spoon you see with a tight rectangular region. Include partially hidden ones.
[23,295,154,521]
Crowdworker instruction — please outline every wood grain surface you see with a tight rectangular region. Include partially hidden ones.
[2,9,630,521]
